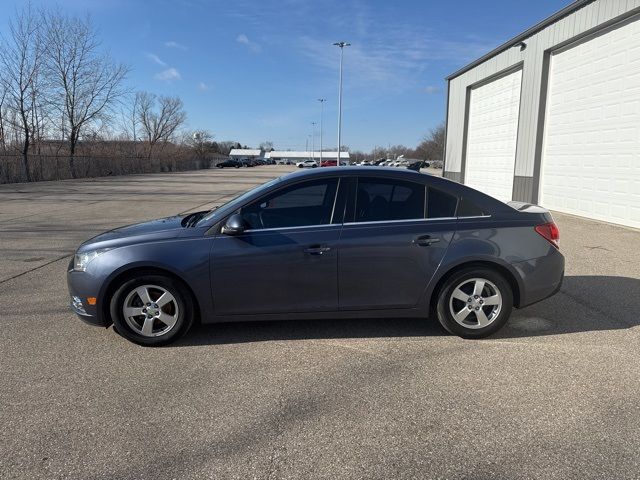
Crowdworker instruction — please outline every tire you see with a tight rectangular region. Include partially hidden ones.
[235,165,240,169]
[435,267,513,339]
[110,274,194,346]
[217,165,223,168]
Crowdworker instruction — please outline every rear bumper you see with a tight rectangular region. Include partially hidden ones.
[512,248,565,308]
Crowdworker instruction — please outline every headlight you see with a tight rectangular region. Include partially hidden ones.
[73,248,111,272]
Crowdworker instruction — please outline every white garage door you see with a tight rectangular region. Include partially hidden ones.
[464,69,522,201]
[541,17,640,229]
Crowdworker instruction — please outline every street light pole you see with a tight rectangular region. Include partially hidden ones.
[311,122,316,165]
[317,98,325,166]
[333,41,350,165]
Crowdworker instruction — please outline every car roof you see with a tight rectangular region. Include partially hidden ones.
[279,166,513,214]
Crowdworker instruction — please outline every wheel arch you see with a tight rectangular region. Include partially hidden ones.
[99,265,201,327]
[429,260,522,311]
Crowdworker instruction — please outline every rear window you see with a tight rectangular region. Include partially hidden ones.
[457,198,485,217]
[427,188,457,218]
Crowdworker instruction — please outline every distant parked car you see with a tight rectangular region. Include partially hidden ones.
[297,159,318,168]
[217,159,242,168]
[320,159,347,167]
[67,167,564,346]
[406,160,428,172]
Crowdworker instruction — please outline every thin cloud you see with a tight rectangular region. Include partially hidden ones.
[236,33,261,53]
[296,30,493,93]
[198,81,210,91]
[145,53,167,67]
[424,85,440,94]
[165,40,187,50]
[155,68,181,82]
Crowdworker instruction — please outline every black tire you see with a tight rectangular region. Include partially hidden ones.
[110,274,194,346]
[217,164,223,168]
[435,267,513,339]
[235,165,240,168]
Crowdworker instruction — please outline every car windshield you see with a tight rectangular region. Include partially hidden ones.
[195,176,283,225]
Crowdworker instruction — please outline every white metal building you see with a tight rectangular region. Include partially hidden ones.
[229,149,263,160]
[444,0,640,229]
[266,151,350,163]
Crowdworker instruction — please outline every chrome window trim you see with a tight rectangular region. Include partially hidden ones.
[244,223,340,234]
[343,217,457,227]
[456,215,493,219]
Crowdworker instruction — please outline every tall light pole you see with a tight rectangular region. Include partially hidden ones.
[333,41,350,165]
[311,122,316,165]
[317,98,325,165]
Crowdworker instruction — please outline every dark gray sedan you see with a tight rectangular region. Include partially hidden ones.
[67,167,564,346]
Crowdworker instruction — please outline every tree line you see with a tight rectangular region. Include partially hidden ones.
[0,5,233,183]
[348,124,445,165]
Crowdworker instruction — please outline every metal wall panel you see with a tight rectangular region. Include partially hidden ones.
[444,0,640,203]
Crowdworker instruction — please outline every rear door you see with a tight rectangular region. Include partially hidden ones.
[211,177,343,315]
[338,176,457,310]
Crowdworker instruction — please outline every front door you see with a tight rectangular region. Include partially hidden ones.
[338,177,457,310]
[211,177,342,315]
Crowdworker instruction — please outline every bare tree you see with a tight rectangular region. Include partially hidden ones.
[415,123,445,161]
[44,12,129,178]
[0,85,7,151]
[0,4,45,181]
[118,92,139,143]
[185,129,214,159]
[259,140,274,151]
[136,91,187,160]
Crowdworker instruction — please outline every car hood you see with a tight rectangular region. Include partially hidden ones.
[78,215,186,252]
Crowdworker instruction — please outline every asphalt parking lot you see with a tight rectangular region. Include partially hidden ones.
[1,166,639,480]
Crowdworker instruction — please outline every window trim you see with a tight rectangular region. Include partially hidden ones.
[456,214,493,219]
[244,223,342,234]
[343,216,457,227]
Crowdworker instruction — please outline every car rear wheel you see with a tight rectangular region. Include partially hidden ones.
[110,275,194,346]
[436,268,513,338]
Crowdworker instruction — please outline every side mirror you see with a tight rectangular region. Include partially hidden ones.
[221,214,245,235]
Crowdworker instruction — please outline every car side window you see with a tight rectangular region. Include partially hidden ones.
[457,198,485,217]
[427,188,458,218]
[240,178,338,230]
[355,177,425,222]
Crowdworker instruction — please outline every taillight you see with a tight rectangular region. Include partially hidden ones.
[535,222,560,249]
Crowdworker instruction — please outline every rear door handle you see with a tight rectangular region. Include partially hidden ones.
[414,235,440,247]
[304,245,331,255]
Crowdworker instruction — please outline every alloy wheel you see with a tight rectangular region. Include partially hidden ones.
[448,278,503,329]
[122,284,180,337]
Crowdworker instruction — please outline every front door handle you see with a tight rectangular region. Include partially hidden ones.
[304,245,331,255]
[414,235,440,247]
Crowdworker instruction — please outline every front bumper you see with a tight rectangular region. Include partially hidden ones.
[67,259,106,326]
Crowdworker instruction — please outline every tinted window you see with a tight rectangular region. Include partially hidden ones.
[241,178,338,230]
[427,188,457,218]
[355,178,425,222]
[457,198,485,217]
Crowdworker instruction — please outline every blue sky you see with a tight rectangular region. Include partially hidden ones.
[1,0,570,151]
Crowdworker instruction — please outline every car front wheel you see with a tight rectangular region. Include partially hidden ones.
[110,275,194,346]
[436,268,513,338]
